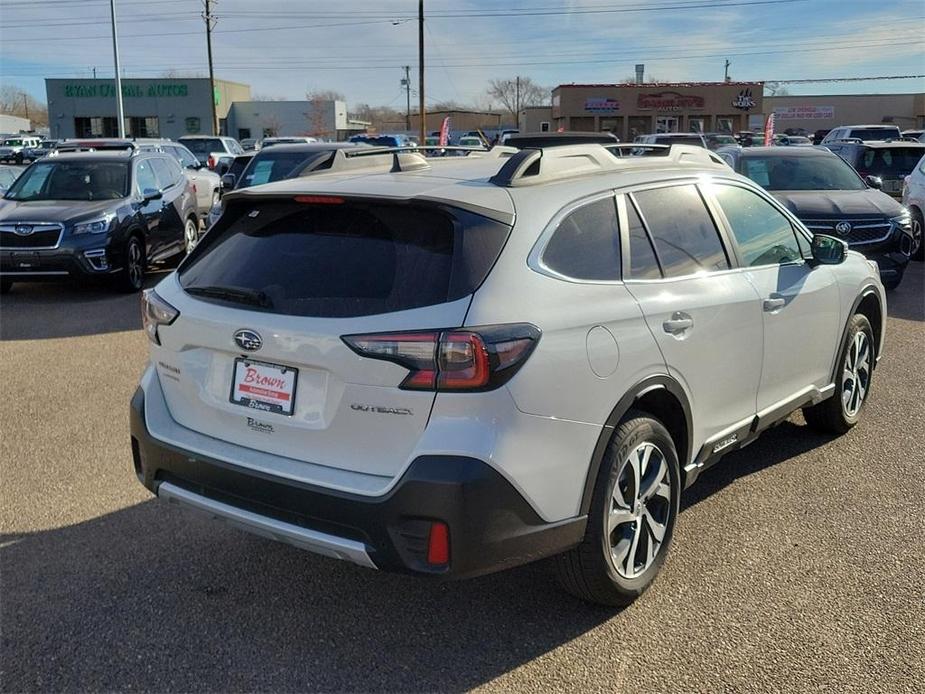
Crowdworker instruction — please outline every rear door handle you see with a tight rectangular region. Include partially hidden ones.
[763,297,786,312]
[663,312,693,335]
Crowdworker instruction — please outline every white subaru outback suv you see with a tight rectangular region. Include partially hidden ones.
[131,144,886,605]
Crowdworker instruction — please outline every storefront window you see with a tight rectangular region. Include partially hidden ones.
[656,116,679,133]
[716,117,735,133]
[689,118,705,133]
[127,117,159,138]
[74,117,119,138]
[600,117,623,135]
[628,116,651,140]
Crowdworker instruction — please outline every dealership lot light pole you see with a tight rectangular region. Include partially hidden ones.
[109,0,125,137]
[418,0,425,145]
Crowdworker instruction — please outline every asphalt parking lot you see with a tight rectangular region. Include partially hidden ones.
[1,265,923,693]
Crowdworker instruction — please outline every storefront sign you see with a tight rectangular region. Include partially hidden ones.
[637,91,704,111]
[732,88,756,111]
[773,106,835,120]
[584,97,620,113]
[63,83,190,98]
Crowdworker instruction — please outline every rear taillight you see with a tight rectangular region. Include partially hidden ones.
[343,324,540,392]
[207,154,216,170]
[141,289,179,345]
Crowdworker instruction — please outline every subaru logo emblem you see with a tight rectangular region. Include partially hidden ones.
[13,224,33,236]
[835,221,853,236]
[233,329,262,352]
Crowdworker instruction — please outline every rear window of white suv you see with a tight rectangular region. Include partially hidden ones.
[178,199,511,317]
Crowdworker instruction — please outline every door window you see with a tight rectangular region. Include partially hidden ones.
[135,159,159,193]
[711,184,802,267]
[151,157,180,189]
[541,196,621,280]
[171,146,199,169]
[631,185,729,277]
[624,197,661,280]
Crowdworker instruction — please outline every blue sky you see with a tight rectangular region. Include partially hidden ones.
[1,0,923,108]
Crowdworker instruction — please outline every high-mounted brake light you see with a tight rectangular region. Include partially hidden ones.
[343,324,540,392]
[294,195,345,205]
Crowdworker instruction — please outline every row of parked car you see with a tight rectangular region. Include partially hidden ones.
[1,127,922,294]
[0,126,918,604]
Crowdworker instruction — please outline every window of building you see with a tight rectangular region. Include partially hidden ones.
[711,184,802,267]
[127,117,159,138]
[655,116,679,133]
[540,122,550,132]
[716,117,735,133]
[238,128,252,140]
[74,116,119,138]
[632,185,729,277]
[542,196,621,280]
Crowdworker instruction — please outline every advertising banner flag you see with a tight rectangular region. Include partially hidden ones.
[439,117,451,146]
[764,112,775,146]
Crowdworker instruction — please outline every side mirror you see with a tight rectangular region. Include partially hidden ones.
[187,162,202,170]
[865,175,883,190]
[810,234,848,266]
[220,173,236,191]
[142,188,163,202]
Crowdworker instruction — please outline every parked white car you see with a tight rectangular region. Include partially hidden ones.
[901,153,925,260]
[0,136,42,164]
[132,143,885,606]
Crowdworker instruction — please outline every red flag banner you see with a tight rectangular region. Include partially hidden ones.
[764,112,775,146]
[439,117,451,147]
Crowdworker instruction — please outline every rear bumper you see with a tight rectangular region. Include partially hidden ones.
[130,387,586,579]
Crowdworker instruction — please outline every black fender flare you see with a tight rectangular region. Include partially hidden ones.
[578,374,693,515]
[831,284,883,382]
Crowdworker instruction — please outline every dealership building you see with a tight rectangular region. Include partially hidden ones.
[764,92,925,133]
[45,78,251,140]
[551,81,765,140]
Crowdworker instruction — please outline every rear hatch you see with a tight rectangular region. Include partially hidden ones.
[856,146,925,196]
[153,194,512,479]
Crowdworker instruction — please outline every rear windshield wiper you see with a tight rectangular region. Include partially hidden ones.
[185,285,273,308]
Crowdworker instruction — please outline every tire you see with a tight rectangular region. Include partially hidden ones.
[555,410,681,606]
[802,314,874,435]
[183,217,199,255]
[115,235,145,293]
[1,279,12,295]
[911,208,924,262]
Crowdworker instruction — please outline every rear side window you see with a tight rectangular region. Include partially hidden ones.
[632,185,729,277]
[624,198,661,279]
[179,200,511,318]
[860,147,924,175]
[179,138,223,155]
[541,196,621,280]
[241,151,313,187]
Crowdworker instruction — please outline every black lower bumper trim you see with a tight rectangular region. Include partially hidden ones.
[130,387,586,579]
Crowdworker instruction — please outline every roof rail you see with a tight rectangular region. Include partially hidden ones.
[489,143,726,188]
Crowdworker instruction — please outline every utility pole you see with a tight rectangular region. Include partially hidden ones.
[203,0,219,135]
[402,65,411,132]
[22,93,29,121]
[109,0,125,137]
[724,59,731,82]
[515,76,520,123]
[417,0,425,144]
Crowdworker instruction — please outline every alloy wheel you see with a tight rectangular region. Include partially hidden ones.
[608,442,672,579]
[912,217,923,256]
[842,331,871,417]
[184,219,199,254]
[127,240,143,289]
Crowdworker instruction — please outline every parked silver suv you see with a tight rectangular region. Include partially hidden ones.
[131,144,885,605]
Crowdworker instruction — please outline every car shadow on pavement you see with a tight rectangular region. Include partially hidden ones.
[883,263,924,322]
[680,419,836,512]
[0,274,164,341]
[0,499,612,693]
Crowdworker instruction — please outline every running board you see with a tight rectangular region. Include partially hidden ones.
[157,482,378,570]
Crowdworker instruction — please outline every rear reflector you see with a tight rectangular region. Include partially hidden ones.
[427,521,450,566]
[343,324,540,392]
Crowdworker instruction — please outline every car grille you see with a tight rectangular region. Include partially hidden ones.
[802,217,893,245]
[0,224,64,249]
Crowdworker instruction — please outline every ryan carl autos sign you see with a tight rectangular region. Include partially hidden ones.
[63,83,191,98]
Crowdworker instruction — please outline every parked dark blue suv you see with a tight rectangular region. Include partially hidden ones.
[0,150,199,294]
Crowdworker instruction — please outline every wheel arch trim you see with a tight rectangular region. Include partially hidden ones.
[579,374,693,515]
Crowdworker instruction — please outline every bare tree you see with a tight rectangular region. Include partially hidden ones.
[764,81,790,96]
[306,89,346,102]
[0,85,48,127]
[486,76,548,121]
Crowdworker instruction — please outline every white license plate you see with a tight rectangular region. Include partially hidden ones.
[230,358,298,416]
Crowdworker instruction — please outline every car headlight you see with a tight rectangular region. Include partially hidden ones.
[141,289,179,345]
[72,214,116,235]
